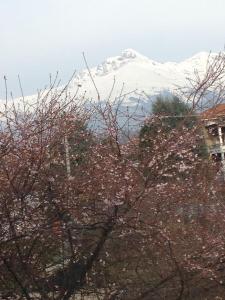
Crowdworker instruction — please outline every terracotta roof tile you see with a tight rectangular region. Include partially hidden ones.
[201,104,225,119]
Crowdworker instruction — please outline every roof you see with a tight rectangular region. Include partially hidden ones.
[201,104,225,119]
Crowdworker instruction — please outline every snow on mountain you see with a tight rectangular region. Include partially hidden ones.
[67,48,216,107]
[0,49,218,116]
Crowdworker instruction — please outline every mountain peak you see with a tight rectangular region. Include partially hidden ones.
[184,51,215,63]
[75,49,149,79]
[121,48,147,60]
[70,49,216,104]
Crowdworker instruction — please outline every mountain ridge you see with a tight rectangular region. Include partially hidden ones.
[67,48,217,105]
[0,49,219,112]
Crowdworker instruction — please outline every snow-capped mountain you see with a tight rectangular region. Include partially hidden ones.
[0,49,218,118]
[67,48,216,107]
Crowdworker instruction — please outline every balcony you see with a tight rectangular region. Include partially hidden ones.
[208,144,225,154]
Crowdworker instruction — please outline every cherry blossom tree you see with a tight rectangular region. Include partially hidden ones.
[1,52,225,300]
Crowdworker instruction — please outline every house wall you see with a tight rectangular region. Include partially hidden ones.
[202,126,219,149]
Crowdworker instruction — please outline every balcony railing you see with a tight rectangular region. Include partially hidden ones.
[208,144,225,154]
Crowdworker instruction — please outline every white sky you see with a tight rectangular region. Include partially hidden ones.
[0,0,225,97]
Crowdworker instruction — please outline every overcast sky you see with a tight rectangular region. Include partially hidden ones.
[0,0,225,98]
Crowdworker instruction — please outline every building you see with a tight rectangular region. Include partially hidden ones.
[201,103,225,163]
[201,103,225,180]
